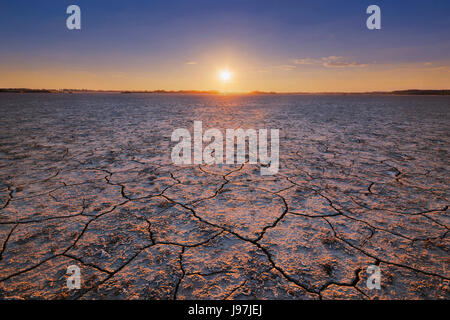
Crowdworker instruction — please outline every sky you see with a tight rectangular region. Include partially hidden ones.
[0,0,449,92]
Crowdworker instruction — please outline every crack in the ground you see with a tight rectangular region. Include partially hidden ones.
[0,223,18,261]
[321,216,450,281]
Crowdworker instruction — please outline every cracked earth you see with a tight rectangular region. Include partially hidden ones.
[0,93,448,299]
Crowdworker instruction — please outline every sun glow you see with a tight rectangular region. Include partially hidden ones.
[219,70,232,82]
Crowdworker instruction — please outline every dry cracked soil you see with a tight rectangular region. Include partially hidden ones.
[0,93,448,299]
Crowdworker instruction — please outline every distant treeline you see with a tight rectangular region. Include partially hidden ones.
[121,90,220,94]
[0,88,93,93]
[0,88,55,93]
[1,88,449,95]
[389,90,450,95]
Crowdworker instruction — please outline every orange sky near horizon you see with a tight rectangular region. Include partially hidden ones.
[1,59,450,93]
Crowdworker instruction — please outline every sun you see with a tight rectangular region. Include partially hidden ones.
[219,70,232,82]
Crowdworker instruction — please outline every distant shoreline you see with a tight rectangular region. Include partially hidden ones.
[0,88,449,96]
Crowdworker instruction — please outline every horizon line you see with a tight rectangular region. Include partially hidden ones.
[1,88,450,96]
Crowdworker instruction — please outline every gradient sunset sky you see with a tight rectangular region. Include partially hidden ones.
[1,0,449,92]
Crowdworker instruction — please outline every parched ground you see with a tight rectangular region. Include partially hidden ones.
[0,93,448,300]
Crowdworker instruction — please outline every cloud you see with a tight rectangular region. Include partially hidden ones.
[294,56,368,68]
[259,64,296,73]
[430,66,450,72]
[321,56,368,68]
[293,58,322,65]
[186,61,197,65]
[275,64,296,71]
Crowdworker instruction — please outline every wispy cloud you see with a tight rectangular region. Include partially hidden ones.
[258,64,297,73]
[274,64,296,71]
[322,56,368,68]
[429,66,450,72]
[294,56,368,68]
[186,61,197,65]
[260,56,368,74]
[293,58,322,65]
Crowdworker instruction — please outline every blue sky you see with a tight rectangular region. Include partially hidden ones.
[1,0,449,91]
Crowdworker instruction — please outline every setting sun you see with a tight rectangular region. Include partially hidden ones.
[219,70,232,82]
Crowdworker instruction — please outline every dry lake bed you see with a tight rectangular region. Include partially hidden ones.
[0,93,448,299]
